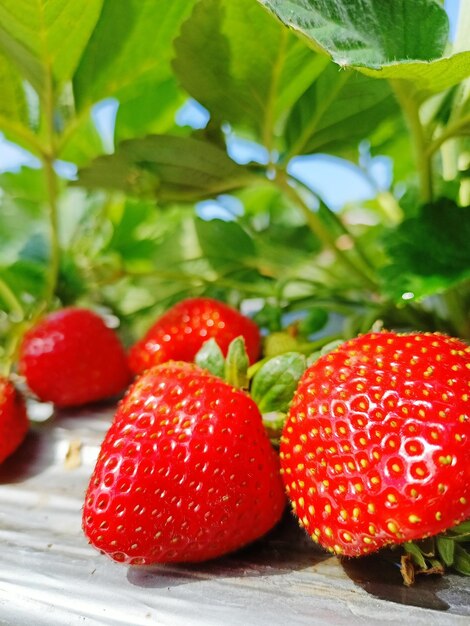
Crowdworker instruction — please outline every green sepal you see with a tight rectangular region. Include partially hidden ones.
[262,410,288,444]
[251,352,306,413]
[448,520,470,539]
[453,544,470,576]
[195,338,225,379]
[224,336,249,389]
[436,536,455,567]
[403,541,428,569]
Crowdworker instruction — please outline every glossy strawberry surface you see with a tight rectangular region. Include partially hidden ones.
[19,307,131,407]
[83,362,285,565]
[280,332,470,557]
[0,377,29,463]
[128,297,261,374]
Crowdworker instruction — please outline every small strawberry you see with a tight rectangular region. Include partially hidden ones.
[0,377,29,463]
[280,331,470,562]
[19,307,131,408]
[128,297,261,375]
[82,361,285,565]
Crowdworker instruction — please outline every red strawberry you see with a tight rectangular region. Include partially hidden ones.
[19,307,131,408]
[128,297,261,375]
[280,331,470,557]
[82,361,285,564]
[0,377,29,463]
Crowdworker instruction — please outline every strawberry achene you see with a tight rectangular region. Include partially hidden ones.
[19,307,131,407]
[128,297,261,374]
[83,361,285,564]
[280,331,470,557]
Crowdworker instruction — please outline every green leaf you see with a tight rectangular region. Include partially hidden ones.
[258,0,448,67]
[0,0,103,97]
[75,134,259,201]
[224,337,249,389]
[298,308,328,336]
[284,64,398,159]
[436,536,455,567]
[0,167,47,203]
[0,50,27,124]
[381,199,470,301]
[115,77,185,144]
[360,52,470,101]
[74,0,195,110]
[195,339,225,379]
[195,218,257,273]
[450,520,470,536]
[0,168,48,265]
[59,114,104,166]
[251,352,306,412]
[0,259,47,302]
[258,1,470,100]
[173,0,325,144]
[453,544,470,576]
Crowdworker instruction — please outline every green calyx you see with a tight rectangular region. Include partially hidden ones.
[401,520,470,585]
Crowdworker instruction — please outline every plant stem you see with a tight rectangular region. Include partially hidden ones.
[426,113,470,158]
[41,45,61,310]
[274,171,378,291]
[288,171,382,270]
[109,267,275,297]
[442,287,470,340]
[42,154,60,307]
[0,278,24,318]
[0,279,25,378]
[392,80,433,203]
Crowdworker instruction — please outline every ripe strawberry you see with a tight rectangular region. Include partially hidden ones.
[0,377,29,463]
[280,331,470,557]
[19,307,131,408]
[128,297,261,375]
[82,361,285,565]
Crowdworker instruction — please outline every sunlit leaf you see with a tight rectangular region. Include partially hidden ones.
[284,64,398,159]
[0,0,103,97]
[59,115,104,166]
[0,50,27,124]
[173,0,325,144]
[257,0,470,100]
[115,77,185,143]
[74,0,195,110]
[257,0,448,66]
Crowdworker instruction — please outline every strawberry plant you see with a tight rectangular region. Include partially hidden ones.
[0,0,470,588]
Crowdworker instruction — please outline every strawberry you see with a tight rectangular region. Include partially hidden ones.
[19,307,131,408]
[0,377,29,463]
[280,331,470,558]
[82,361,285,565]
[128,297,261,375]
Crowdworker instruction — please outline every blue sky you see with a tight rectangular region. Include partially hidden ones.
[0,0,463,209]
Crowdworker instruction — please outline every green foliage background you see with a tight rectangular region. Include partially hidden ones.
[1,0,470,372]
